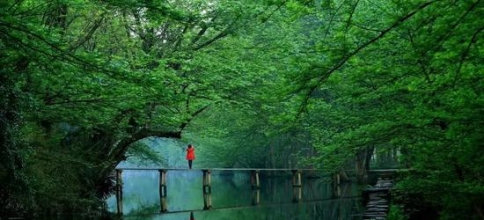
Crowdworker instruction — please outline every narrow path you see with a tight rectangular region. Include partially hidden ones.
[361,178,393,219]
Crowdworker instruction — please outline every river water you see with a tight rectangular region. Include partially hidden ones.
[106,170,364,220]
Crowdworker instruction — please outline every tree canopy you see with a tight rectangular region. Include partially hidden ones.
[1,0,483,219]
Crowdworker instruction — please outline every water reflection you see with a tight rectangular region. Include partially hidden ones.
[106,170,363,219]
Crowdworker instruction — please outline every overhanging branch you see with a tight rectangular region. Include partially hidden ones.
[298,1,436,116]
[110,128,181,161]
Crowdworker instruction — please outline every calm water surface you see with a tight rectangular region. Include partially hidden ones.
[106,170,364,220]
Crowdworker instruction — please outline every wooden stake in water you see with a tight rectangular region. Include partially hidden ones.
[203,169,212,194]
[115,169,123,215]
[250,170,260,189]
[159,169,168,212]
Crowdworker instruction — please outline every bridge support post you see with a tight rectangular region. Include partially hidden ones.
[250,170,260,205]
[159,169,168,212]
[202,169,212,210]
[292,186,302,203]
[115,169,123,215]
[251,189,260,205]
[292,170,302,187]
[203,191,212,210]
[292,170,302,203]
[250,170,260,189]
[332,173,341,186]
[332,173,341,198]
[203,169,212,194]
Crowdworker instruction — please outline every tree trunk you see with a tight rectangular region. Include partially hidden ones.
[0,58,30,215]
[355,146,374,184]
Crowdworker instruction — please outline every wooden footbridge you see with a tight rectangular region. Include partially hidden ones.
[358,169,408,219]
[113,167,402,216]
[113,168,338,215]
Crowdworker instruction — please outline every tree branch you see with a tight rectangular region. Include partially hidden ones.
[110,128,181,161]
[192,25,231,50]
[453,29,484,87]
[298,0,436,115]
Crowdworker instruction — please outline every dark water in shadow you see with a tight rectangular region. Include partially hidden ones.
[106,170,364,220]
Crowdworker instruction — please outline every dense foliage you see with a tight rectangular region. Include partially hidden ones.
[295,1,484,219]
[1,0,483,219]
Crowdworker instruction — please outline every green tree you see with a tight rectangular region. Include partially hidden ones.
[291,0,484,219]
[0,0,299,216]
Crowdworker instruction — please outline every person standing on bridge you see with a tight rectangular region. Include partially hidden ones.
[186,144,196,169]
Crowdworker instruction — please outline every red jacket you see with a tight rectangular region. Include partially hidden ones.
[186,147,195,160]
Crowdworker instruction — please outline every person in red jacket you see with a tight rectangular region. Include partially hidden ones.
[186,144,195,169]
